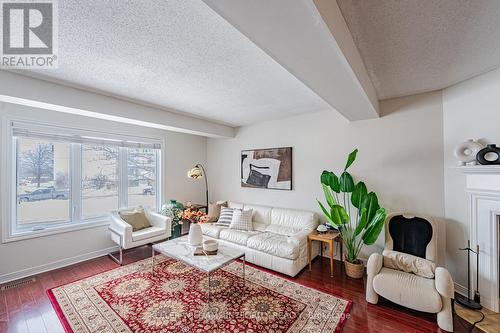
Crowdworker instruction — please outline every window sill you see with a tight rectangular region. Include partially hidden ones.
[2,217,111,243]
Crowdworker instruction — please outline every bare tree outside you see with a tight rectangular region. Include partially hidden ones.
[19,143,54,188]
[82,146,156,185]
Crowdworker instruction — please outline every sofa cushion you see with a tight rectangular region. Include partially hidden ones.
[271,208,317,230]
[132,226,165,242]
[244,204,272,226]
[219,229,260,246]
[373,267,442,313]
[265,224,302,236]
[246,232,300,260]
[200,223,226,239]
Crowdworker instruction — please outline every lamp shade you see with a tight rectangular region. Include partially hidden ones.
[187,166,203,179]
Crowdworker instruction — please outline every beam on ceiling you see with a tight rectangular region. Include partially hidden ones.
[202,0,379,121]
[0,71,234,138]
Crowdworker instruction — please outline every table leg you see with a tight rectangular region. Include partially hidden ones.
[242,256,246,297]
[207,272,211,303]
[308,239,312,271]
[340,238,343,264]
[329,240,334,277]
[151,246,155,277]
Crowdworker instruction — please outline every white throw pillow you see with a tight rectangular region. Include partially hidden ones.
[229,209,253,231]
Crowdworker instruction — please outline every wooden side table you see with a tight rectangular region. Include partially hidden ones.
[307,230,342,277]
[188,204,208,213]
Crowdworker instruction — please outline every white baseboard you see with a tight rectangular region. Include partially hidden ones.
[0,245,119,284]
[454,282,468,297]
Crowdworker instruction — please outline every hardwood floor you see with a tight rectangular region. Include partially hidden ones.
[0,246,479,333]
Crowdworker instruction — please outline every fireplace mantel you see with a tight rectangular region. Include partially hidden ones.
[457,166,500,312]
[455,165,500,174]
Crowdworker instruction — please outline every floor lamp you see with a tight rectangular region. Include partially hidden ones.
[187,164,208,209]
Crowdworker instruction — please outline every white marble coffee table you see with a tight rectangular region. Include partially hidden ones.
[152,236,245,302]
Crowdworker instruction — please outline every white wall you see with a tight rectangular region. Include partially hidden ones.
[443,68,500,287]
[207,91,445,263]
[0,103,207,283]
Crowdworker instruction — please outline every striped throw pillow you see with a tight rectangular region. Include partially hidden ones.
[215,207,234,226]
[229,209,253,231]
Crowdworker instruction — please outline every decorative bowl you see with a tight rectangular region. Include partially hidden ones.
[203,239,218,252]
[317,224,328,233]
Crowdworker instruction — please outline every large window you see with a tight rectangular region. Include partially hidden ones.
[17,138,71,225]
[7,121,162,240]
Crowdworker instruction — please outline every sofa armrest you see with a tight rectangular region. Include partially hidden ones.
[435,267,454,299]
[288,229,312,247]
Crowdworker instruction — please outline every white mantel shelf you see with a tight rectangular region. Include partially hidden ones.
[452,165,500,174]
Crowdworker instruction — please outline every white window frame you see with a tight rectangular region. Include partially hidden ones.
[1,116,164,243]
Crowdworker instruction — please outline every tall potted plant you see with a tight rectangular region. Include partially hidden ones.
[317,149,387,278]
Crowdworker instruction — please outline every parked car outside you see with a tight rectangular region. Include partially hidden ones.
[142,186,155,195]
[18,188,69,202]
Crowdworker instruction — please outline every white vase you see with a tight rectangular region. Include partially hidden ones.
[188,223,203,246]
[454,139,484,166]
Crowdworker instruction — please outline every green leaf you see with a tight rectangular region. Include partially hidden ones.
[322,184,335,207]
[339,171,355,193]
[317,200,337,226]
[330,205,349,225]
[362,208,386,245]
[361,192,380,222]
[321,171,340,193]
[344,149,358,171]
[320,171,330,185]
[354,208,368,236]
[329,173,340,193]
[351,181,367,209]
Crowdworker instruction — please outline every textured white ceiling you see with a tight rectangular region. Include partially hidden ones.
[21,0,331,126]
[337,0,500,100]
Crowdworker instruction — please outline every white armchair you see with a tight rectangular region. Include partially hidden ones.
[366,214,454,332]
[109,207,171,265]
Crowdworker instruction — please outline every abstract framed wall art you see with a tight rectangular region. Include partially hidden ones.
[241,147,292,190]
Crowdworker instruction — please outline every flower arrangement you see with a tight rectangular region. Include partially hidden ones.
[179,208,209,224]
[161,204,182,228]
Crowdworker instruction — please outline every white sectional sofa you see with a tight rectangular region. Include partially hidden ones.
[201,201,320,277]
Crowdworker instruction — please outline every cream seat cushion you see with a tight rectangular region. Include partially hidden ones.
[219,229,260,246]
[131,226,165,242]
[247,232,300,260]
[373,267,442,313]
[200,223,226,239]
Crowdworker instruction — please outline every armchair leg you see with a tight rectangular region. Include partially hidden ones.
[108,247,123,266]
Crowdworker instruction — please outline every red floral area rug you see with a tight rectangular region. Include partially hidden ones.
[48,256,351,333]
